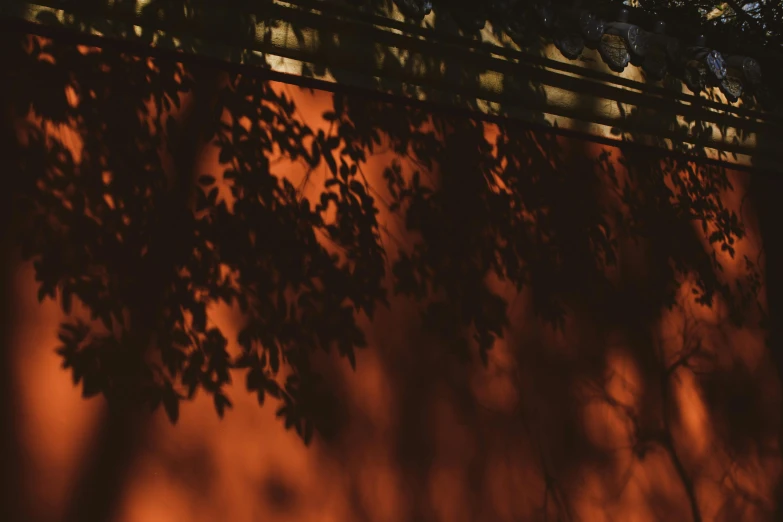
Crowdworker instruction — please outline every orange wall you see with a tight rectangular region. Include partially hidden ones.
[5,36,781,522]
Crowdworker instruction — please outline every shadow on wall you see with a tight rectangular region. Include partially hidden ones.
[1,26,781,522]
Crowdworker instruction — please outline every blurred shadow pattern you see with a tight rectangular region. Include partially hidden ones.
[1,7,781,522]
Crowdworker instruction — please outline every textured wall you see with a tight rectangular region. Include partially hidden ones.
[3,33,781,522]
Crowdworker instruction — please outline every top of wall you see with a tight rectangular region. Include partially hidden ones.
[2,0,782,171]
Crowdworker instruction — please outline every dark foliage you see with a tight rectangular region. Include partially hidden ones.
[619,0,783,50]
[2,0,762,440]
[1,1,777,519]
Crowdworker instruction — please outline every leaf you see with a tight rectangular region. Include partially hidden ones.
[345,347,356,371]
[192,306,207,332]
[349,180,365,195]
[246,367,263,390]
[302,419,314,445]
[162,384,180,424]
[326,137,340,150]
[207,187,219,205]
[269,346,280,374]
[214,392,232,418]
[334,95,344,116]
[61,286,73,314]
[310,140,321,166]
[324,152,337,175]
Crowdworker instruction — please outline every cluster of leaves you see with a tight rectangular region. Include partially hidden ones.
[196,77,388,440]
[615,0,783,50]
[12,34,202,418]
[611,150,759,316]
[8,26,392,440]
[380,117,617,363]
[5,5,763,445]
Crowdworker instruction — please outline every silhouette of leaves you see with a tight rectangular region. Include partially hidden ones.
[4,4,782,521]
[3,2,765,458]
